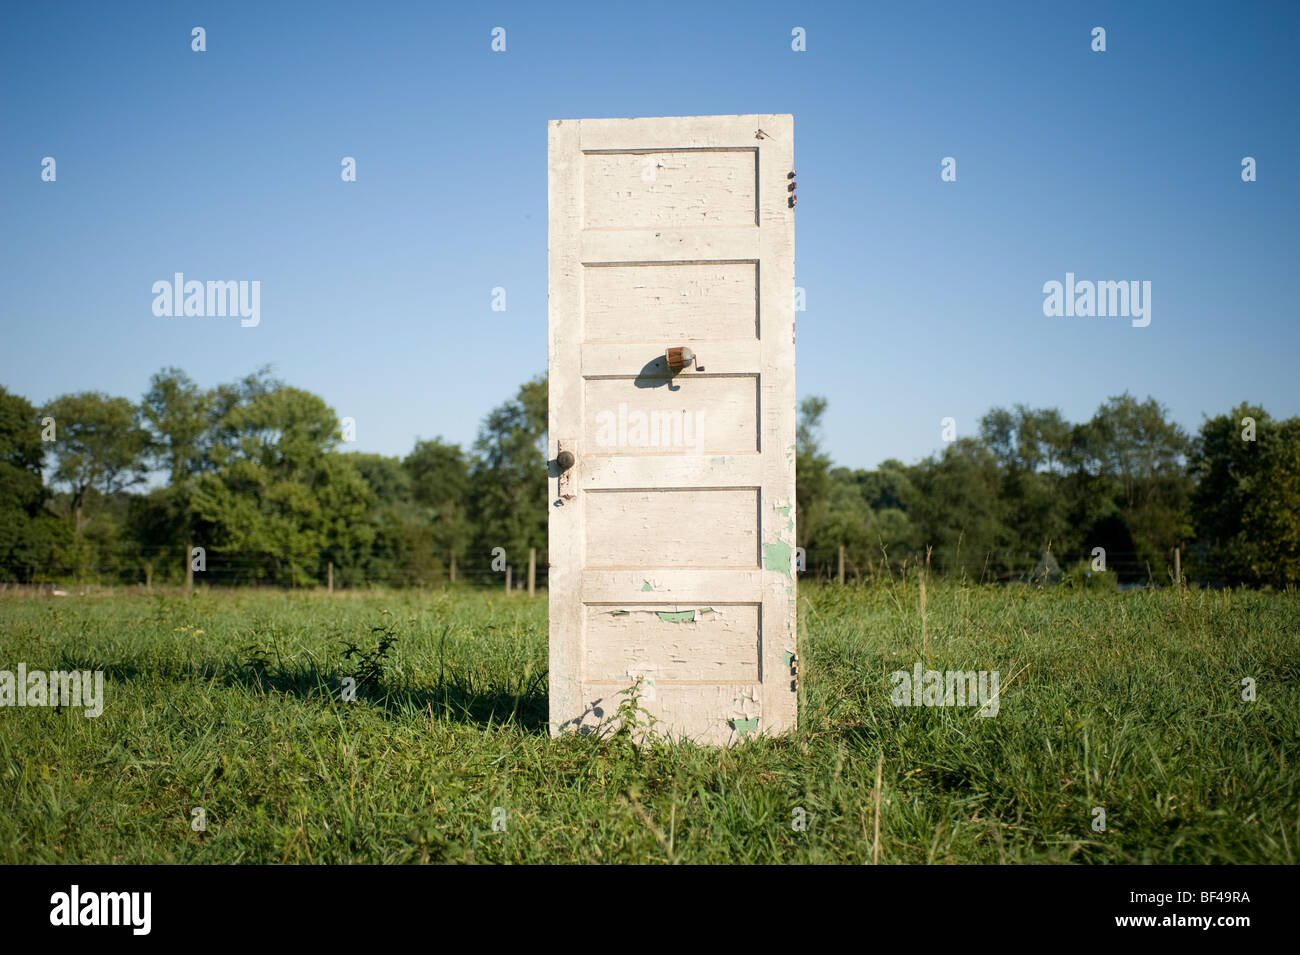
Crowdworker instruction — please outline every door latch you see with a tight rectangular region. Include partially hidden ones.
[555,441,576,501]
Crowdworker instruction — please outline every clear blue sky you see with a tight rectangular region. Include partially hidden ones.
[2,0,1296,470]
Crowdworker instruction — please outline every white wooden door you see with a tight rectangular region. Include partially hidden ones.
[547,114,797,745]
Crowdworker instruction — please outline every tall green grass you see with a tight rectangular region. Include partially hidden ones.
[1,583,1295,863]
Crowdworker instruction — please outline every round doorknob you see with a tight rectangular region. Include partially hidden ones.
[665,346,695,371]
[556,450,575,470]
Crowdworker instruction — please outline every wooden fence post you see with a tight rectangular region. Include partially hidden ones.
[505,565,512,596]
[528,548,536,597]
[328,561,334,593]
[449,554,457,585]
[1174,547,1181,586]
[185,543,193,595]
[838,545,845,585]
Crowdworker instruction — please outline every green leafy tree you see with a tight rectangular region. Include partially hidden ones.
[908,438,1010,577]
[42,392,148,580]
[469,375,547,580]
[796,396,832,558]
[138,368,218,576]
[1073,394,1192,578]
[978,405,1072,561]
[44,391,149,534]
[143,367,212,484]
[343,451,440,587]
[818,468,874,579]
[0,386,68,581]
[1189,403,1266,582]
[190,386,373,586]
[405,438,473,580]
[1240,418,1300,587]
[1191,405,1300,586]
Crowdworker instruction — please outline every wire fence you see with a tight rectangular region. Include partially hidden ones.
[1,544,549,593]
[3,545,1194,593]
[798,547,1187,586]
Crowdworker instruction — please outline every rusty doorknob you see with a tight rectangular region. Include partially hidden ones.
[556,450,575,471]
[665,346,695,371]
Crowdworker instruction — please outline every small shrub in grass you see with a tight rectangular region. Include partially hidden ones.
[1063,559,1119,591]
[604,676,659,754]
[340,626,398,694]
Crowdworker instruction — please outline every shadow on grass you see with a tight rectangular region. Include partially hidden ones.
[220,660,550,734]
[51,646,550,733]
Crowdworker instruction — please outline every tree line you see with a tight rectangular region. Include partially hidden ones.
[796,395,1300,587]
[0,367,543,588]
[1,368,1296,588]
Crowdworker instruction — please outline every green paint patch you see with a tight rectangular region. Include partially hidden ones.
[731,717,759,737]
[764,540,794,579]
[782,651,795,668]
[777,503,794,532]
[656,610,695,623]
[641,581,654,592]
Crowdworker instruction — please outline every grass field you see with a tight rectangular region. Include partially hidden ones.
[1,582,1296,864]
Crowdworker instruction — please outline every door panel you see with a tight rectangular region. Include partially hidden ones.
[584,488,760,569]
[582,149,758,229]
[584,603,761,684]
[583,263,758,343]
[548,114,796,745]
[582,375,759,455]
